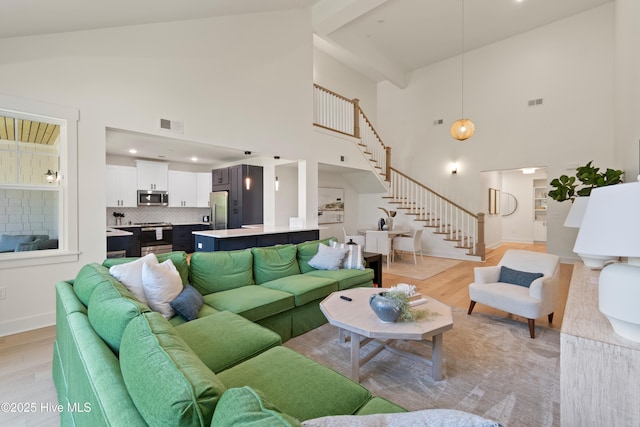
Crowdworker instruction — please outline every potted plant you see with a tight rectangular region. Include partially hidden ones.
[548,161,624,203]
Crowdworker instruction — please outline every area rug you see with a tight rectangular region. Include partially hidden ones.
[284,307,560,427]
[384,255,461,281]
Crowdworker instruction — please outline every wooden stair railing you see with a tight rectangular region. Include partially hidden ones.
[313,84,390,181]
[386,167,485,260]
[312,84,485,260]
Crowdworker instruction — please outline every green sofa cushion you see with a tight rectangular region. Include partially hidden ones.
[203,286,294,322]
[260,275,337,306]
[218,346,371,421]
[355,397,408,415]
[304,269,374,290]
[252,245,300,285]
[296,238,337,274]
[211,386,302,427]
[103,251,190,285]
[168,303,220,326]
[120,312,227,427]
[175,311,282,373]
[87,280,150,354]
[189,249,255,294]
[73,263,120,306]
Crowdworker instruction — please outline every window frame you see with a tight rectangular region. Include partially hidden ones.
[0,94,79,268]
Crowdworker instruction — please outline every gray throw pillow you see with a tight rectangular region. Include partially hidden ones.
[498,266,543,288]
[170,284,204,321]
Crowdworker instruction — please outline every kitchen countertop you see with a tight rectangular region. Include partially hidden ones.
[193,225,320,239]
[106,228,134,237]
[107,222,211,228]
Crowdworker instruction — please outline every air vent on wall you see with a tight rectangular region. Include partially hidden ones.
[527,98,544,107]
[159,118,184,134]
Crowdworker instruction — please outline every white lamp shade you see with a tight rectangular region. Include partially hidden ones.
[563,197,589,228]
[573,182,640,258]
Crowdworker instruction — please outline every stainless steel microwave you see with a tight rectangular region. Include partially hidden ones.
[137,190,169,206]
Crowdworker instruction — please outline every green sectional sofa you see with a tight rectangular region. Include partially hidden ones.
[53,238,404,426]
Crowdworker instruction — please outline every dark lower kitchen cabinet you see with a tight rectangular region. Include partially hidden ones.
[229,164,263,229]
[120,227,141,257]
[172,224,207,253]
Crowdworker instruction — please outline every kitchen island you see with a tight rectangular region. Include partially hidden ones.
[106,228,133,258]
[193,226,320,252]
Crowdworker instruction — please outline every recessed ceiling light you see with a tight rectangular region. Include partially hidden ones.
[129,149,137,154]
[191,157,198,162]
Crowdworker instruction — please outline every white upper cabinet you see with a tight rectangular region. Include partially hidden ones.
[136,160,168,191]
[168,170,197,207]
[106,165,137,207]
[196,172,212,207]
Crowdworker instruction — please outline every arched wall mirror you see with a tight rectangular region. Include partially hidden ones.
[501,192,518,216]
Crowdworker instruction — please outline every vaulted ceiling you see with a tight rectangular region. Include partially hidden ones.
[1,0,613,163]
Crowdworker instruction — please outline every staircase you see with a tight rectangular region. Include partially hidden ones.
[313,84,485,261]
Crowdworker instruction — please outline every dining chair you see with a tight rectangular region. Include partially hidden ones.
[392,228,423,265]
[342,227,365,246]
[364,230,392,268]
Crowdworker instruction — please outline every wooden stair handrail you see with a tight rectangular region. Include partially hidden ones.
[390,167,478,218]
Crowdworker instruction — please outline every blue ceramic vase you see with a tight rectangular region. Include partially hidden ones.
[369,292,402,323]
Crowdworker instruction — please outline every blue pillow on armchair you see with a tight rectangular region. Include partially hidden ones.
[498,266,543,288]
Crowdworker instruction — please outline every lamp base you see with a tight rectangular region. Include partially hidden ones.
[579,253,617,269]
[599,263,640,343]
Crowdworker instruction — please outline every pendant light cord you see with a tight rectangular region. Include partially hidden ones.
[460,0,465,119]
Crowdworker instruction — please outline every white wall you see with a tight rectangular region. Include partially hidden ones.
[0,8,315,335]
[376,4,616,260]
[313,48,378,123]
[613,0,640,177]
[317,169,360,241]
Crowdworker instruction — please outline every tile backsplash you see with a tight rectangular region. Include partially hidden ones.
[106,207,210,226]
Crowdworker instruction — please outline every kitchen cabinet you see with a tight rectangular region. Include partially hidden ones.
[172,224,207,253]
[136,160,168,191]
[212,168,229,191]
[106,165,137,207]
[228,164,263,229]
[196,172,211,207]
[120,226,141,257]
[168,170,197,207]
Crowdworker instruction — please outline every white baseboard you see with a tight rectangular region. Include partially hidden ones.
[0,312,55,337]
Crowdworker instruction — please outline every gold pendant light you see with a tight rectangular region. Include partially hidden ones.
[451,0,474,141]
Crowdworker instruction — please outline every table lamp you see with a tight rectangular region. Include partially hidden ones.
[573,181,640,342]
[564,196,617,268]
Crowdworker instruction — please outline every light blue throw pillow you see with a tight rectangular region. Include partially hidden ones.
[498,266,543,288]
[308,243,349,271]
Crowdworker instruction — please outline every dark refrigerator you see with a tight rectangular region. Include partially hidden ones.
[210,191,228,230]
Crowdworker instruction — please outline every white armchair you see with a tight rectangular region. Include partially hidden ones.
[468,249,560,338]
[392,228,423,265]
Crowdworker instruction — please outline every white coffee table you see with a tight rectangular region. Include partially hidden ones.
[320,287,453,382]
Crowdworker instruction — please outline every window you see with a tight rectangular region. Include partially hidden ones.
[0,94,78,266]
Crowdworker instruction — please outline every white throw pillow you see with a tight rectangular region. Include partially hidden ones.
[330,241,365,270]
[309,243,349,270]
[108,253,159,305]
[302,409,502,427]
[141,259,183,319]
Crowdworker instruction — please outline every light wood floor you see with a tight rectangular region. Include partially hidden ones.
[384,242,573,332]
[0,242,571,426]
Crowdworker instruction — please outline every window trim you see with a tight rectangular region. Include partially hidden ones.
[0,94,79,267]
